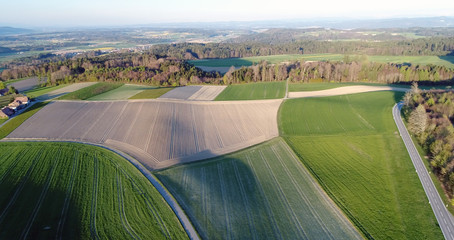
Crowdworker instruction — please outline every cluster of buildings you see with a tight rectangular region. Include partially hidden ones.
[0,96,29,119]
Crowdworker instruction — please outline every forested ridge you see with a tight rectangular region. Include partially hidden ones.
[149,37,454,59]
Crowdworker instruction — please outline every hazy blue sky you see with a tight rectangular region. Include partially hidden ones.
[2,0,454,27]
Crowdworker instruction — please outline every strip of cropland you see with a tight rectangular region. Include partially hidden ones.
[7,99,281,170]
[156,138,362,240]
[215,82,285,100]
[88,84,156,100]
[36,82,97,101]
[0,142,188,239]
[58,82,123,100]
[190,54,454,69]
[279,91,443,239]
[129,87,175,99]
[158,86,227,101]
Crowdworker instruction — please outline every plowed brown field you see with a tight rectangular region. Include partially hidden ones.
[7,99,281,170]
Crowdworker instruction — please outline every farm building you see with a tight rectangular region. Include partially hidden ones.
[8,101,21,110]
[0,88,8,96]
[0,107,14,118]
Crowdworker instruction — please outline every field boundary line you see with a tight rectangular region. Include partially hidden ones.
[56,150,79,240]
[20,148,61,239]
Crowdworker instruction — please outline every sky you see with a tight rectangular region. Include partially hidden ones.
[1,0,454,27]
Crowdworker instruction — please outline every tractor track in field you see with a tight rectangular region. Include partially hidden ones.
[90,155,100,240]
[232,160,258,240]
[115,168,141,240]
[20,149,61,239]
[246,155,283,240]
[56,150,79,240]
[0,148,32,185]
[114,163,171,239]
[0,147,44,225]
[260,150,309,239]
[271,145,335,239]
[217,163,232,240]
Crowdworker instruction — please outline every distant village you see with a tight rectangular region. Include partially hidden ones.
[0,87,29,119]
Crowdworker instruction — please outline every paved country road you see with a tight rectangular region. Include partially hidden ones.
[393,103,454,240]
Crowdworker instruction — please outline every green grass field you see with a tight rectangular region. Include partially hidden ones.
[88,84,156,100]
[24,84,68,99]
[0,95,12,108]
[278,91,443,239]
[0,142,188,239]
[128,87,175,99]
[215,82,285,100]
[0,102,48,139]
[190,54,454,69]
[156,138,361,240]
[58,82,123,100]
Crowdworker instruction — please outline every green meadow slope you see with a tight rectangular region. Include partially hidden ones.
[156,138,362,240]
[279,91,443,239]
[0,142,188,239]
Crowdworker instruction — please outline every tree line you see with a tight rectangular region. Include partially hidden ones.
[403,84,454,201]
[2,52,454,87]
[0,53,221,86]
[223,60,454,84]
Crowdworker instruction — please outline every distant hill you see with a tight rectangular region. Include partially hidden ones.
[0,26,33,36]
[143,16,454,30]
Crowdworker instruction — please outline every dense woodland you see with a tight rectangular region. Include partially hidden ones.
[149,37,454,59]
[0,53,221,86]
[404,85,454,200]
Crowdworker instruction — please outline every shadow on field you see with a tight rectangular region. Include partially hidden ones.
[439,51,454,65]
[155,154,259,239]
[0,178,79,239]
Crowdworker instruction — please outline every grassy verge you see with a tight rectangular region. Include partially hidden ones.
[278,91,443,239]
[156,138,361,240]
[58,82,123,100]
[0,142,188,239]
[0,102,48,139]
[24,84,68,99]
[215,82,285,100]
[128,87,174,99]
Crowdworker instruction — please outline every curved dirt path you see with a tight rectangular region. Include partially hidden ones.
[289,85,408,98]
